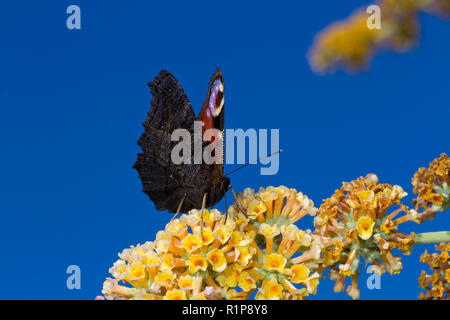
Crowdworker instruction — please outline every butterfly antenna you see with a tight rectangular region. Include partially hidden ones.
[224,149,282,176]
[170,193,187,223]
[200,193,207,241]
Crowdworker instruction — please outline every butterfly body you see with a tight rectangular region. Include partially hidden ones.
[133,69,229,213]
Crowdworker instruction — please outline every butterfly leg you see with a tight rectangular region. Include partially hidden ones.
[200,192,207,241]
[230,186,248,218]
[170,193,187,223]
[223,189,229,224]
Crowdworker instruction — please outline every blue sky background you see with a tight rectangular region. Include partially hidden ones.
[0,1,449,299]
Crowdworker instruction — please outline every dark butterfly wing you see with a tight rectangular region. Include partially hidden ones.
[134,70,229,213]
[143,70,196,134]
[134,71,197,212]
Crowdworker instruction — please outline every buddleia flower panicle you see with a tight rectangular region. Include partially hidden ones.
[228,186,321,300]
[308,9,383,73]
[308,0,450,73]
[100,186,321,300]
[314,174,416,299]
[412,153,450,220]
[102,208,235,300]
[418,242,450,300]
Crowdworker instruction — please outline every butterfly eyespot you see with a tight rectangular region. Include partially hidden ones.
[208,79,224,118]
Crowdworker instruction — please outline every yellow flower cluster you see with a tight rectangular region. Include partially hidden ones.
[418,242,450,300]
[103,208,234,300]
[101,186,322,300]
[412,153,450,220]
[314,174,416,299]
[227,186,321,300]
[308,0,450,73]
[308,10,383,73]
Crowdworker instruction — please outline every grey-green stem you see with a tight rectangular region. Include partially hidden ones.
[415,231,450,244]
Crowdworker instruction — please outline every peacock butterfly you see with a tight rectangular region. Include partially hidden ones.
[133,69,229,213]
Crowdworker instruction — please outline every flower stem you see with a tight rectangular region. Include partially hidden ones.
[415,231,450,244]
